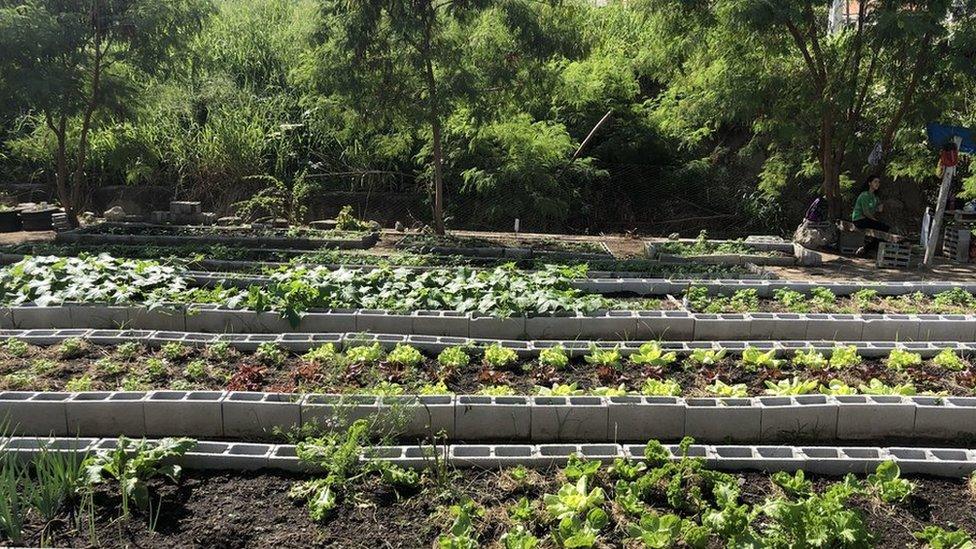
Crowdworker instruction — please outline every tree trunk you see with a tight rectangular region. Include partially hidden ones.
[820,113,843,220]
[67,6,104,229]
[421,22,445,235]
[46,113,75,226]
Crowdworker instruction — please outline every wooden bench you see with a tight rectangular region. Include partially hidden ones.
[835,220,907,244]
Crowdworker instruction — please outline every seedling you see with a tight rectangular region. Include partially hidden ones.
[627,511,682,548]
[885,348,922,371]
[764,377,818,396]
[591,385,628,396]
[819,379,858,395]
[809,287,836,309]
[584,345,621,369]
[115,341,142,361]
[538,345,569,369]
[859,378,916,396]
[84,437,195,516]
[1,338,29,358]
[417,381,450,395]
[477,385,515,396]
[933,349,967,371]
[686,348,727,366]
[707,380,748,397]
[740,347,783,371]
[58,337,87,359]
[65,375,93,392]
[142,357,169,381]
[184,359,208,381]
[483,344,518,369]
[304,343,342,366]
[629,342,677,367]
[564,454,601,481]
[206,341,234,362]
[160,341,188,361]
[535,383,582,396]
[914,526,973,549]
[386,344,423,368]
[867,461,914,503]
[791,350,828,370]
[255,342,287,367]
[773,289,808,313]
[640,378,681,396]
[828,346,861,369]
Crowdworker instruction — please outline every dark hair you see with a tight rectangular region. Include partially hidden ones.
[861,174,881,193]
[943,140,958,152]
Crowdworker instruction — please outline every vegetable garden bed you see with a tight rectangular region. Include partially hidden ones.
[5,437,976,548]
[684,285,976,315]
[56,222,380,250]
[395,234,614,260]
[2,338,973,399]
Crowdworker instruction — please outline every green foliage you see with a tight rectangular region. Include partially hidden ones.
[740,347,783,371]
[934,288,976,309]
[858,379,917,396]
[764,377,819,396]
[65,375,93,392]
[334,206,371,231]
[539,345,570,370]
[627,511,682,548]
[640,378,681,396]
[500,524,539,549]
[792,350,828,370]
[1,338,29,358]
[536,383,583,396]
[686,348,727,366]
[819,380,858,395]
[437,498,484,549]
[867,461,915,504]
[707,379,748,397]
[437,346,471,372]
[255,342,287,366]
[345,343,384,365]
[387,344,424,368]
[58,338,87,360]
[915,526,975,549]
[584,345,621,369]
[770,470,812,499]
[885,349,923,371]
[304,343,341,365]
[84,437,195,516]
[933,349,968,371]
[829,346,862,369]
[161,342,188,361]
[484,344,518,369]
[629,342,677,367]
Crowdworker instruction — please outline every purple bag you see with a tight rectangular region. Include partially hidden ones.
[804,197,826,222]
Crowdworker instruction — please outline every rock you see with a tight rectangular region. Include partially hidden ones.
[201,212,217,225]
[793,219,837,250]
[104,205,126,222]
[394,221,405,232]
[79,211,97,225]
[217,216,241,226]
[368,220,381,231]
[272,218,289,228]
[668,232,680,240]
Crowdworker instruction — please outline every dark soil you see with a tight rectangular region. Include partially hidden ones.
[17,468,976,548]
[1,342,972,398]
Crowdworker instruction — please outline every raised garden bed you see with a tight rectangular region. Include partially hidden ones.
[396,233,613,260]
[56,222,379,250]
[2,338,973,400]
[646,232,802,266]
[4,437,975,548]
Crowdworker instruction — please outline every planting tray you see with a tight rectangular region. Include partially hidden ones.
[4,437,975,477]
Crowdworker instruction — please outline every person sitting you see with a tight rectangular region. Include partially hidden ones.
[852,175,889,255]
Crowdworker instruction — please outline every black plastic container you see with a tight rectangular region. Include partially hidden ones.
[0,210,20,232]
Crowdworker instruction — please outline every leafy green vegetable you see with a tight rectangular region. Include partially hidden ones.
[740,347,783,371]
[629,342,677,367]
[539,345,570,369]
[84,437,195,516]
[867,461,914,504]
[885,348,922,370]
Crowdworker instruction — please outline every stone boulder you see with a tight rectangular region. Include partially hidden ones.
[104,205,126,222]
[793,219,837,250]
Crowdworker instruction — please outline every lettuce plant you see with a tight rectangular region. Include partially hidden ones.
[933,349,967,371]
[255,342,286,367]
[483,344,518,369]
[819,380,858,395]
[535,383,582,396]
[627,511,682,548]
[478,384,515,396]
[345,343,384,364]
[764,377,819,396]
[740,347,783,371]
[629,342,677,367]
[538,345,569,369]
[386,344,423,367]
[640,378,681,396]
[792,350,828,369]
[773,289,809,313]
[914,526,973,548]
[771,470,813,498]
[858,378,916,396]
[437,346,470,370]
[591,385,628,397]
[707,380,748,397]
[867,461,914,503]
[885,349,922,371]
[828,346,861,369]
[686,348,726,366]
[584,345,621,369]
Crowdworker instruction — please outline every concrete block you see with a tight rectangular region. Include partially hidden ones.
[805,314,864,340]
[145,391,223,438]
[356,310,416,335]
[635,311,695,340]
[380,395,455,438]
[759,395,838,442]
[862,314,919,341]
[469,314,526,339]
[835,395,915,440]
[918,315,976,341]
[455,395,531,441]
[222,392,301,439]
[0,392,69,436]
[301,394,380,433]
[0,308,14,329]
[693,314,751,340]
[912,396,976,439]
[526,313,582,339]
[902,448,976,477]
[607,396,685,442]
[3,437,97,463]
[577,310,639,339]
[10,306,71,329]
[126,306,186,331]
[181,441,272,471]
[67,305,129,329]
[799,446,881,475]
[685,398,761,443]
[412,311,469,337]
[297,310,358,333]
[749,313,809,340]
[65,391,147,437]
[185,307,293,333]
[268,444,325,474]
[531,396,608,442]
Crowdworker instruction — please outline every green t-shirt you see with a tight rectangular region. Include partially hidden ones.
[852,191,878,221]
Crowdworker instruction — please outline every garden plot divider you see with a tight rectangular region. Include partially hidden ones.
[4,391,976,443]
[55,222,380,250]
[4,437,976,477]
[3,327,976,358]
[4,303,976,341]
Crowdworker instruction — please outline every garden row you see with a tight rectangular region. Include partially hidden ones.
[3,335,975,397]
[5,256,976,341]
[3,435,975,548]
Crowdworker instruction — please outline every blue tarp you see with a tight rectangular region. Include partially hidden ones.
[926,123,976,154]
